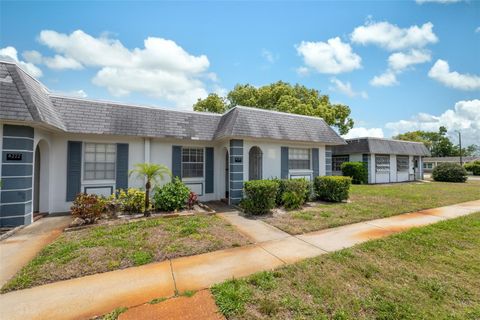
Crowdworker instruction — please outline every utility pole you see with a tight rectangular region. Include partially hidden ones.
[456,130,463,165]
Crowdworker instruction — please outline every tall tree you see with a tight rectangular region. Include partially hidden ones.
[394,126,478,157]
[193,93,227,113]
[193,81,354,135]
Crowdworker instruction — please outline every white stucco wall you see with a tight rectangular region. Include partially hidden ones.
[243,139,326,182]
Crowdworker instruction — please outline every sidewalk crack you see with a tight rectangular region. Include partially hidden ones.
[258,244,287,265]
[169,259,178,295]
[293,235,329,253]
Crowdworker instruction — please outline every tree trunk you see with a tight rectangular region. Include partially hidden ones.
[144,180,151,217]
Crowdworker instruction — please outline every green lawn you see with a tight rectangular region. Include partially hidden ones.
[1,215,250,293]
[263,180,480,234]
[212,212,480,319]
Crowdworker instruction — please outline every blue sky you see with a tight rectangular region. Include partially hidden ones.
[1,1,479,144]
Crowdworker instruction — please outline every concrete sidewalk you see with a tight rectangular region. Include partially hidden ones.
[0,214,72,287]
[1,200,479,320]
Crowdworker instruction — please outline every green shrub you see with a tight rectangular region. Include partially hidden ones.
[341,161,368,184]
[464,160,480,175]
[314,176,351,202]
[70,193,104,224]
[274,178,311,206]
[153,177,190,211]
[117,188,146,214]
[282,191,304,210]
[432,163,468,182]
[98,194,121,218]
[242,180,279,215]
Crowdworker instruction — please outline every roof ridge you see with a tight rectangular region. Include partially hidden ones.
[49,94,223,117]
[6,64,44,122]
[234,105,328,122]
[346,137,426,145]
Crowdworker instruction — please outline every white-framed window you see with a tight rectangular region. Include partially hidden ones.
[182,147,204,178]
[289,148,310,170]
[397,156,409,172]
[84,143,116,180]
[332,155,349,172]
[375,155,390,173]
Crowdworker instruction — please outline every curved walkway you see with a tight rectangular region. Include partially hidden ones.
[1,200,479,320]
[0,214,71,287]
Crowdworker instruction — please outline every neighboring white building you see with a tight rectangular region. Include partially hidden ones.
[423,156,480,172]
[331,137,430,184]
[0,61,346,226]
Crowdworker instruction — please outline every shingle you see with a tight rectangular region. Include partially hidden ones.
[214,106,346,144]
[332,137,430,156]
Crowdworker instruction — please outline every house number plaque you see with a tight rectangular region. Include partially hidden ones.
[6,153,23,161]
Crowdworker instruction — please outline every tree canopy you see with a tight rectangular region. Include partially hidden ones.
[193,81,354,135]
[394,126,479,157]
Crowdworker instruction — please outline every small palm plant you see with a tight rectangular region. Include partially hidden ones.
[129,163,171,216]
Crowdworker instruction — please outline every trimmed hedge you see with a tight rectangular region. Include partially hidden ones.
[432,163,468,183]
[314,176,352,202]
[274,178,311,207]
[282,191,304,210]
[464,160,480,176]
[242,180,279,215]
[341,161,368,184]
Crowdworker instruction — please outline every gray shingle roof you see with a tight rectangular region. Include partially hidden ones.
[0,61,345,144]
[424,156,480,163]
[50,96,221,140]
[215,106,346,144]
[332,137,430,156]
[0,63,34,122]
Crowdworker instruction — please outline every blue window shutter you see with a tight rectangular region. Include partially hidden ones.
[66,141,82,201]
[281,147,289,179]
[172,146,182,178]
[312,148,319,177]
[205,147,214,193]
[116,143,129,191]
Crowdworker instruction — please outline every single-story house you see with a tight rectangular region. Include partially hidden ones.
[423,156,480,172]
[0,61,346,226]
[330,137,430,184]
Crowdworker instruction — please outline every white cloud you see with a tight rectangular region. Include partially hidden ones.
[296,37,362,74]
[416,0,463,3]
[329,78,368,99]
[52,89,88,98]
[0,46,43,77]
[386,99,480,145]
[428,59,480,90]
[388,49,431,71]
[351,21,438,51]
[370,49,431,87]
[296,66,310,76]
[370,71,398,87]
[261,49,277,64]
[22,50,43,64]
[35,29,214,106]
[342,127,384,139]
[44,55,84,70]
